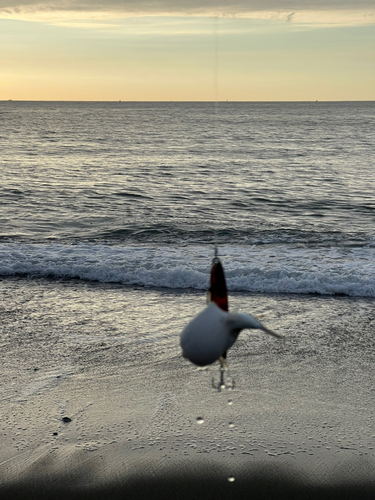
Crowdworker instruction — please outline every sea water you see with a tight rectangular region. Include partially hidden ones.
[1,101,375,297]
[1,102,375,490]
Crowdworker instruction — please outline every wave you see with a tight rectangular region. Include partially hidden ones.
[0,243,374,298]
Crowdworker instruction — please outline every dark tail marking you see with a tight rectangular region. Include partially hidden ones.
[208,257,228,312]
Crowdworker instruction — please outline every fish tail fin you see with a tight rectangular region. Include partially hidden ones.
[208,255,228,311]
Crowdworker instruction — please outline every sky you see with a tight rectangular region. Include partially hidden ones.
[0,1,374,101]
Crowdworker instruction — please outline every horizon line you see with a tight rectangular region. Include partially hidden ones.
[2,99,375,103]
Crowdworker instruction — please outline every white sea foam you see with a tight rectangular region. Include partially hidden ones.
[0,243,374,298]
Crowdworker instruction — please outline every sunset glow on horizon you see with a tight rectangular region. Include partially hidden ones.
[1,1,375,101]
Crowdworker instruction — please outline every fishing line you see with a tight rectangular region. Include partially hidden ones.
[213,15,219,117]
[213,15,219,258]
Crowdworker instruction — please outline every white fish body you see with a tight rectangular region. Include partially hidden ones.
[180,302,281,367]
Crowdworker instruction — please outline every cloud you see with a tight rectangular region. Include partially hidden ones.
[1,0,374,28]
[1,0,375,16]
[285,11,294,22]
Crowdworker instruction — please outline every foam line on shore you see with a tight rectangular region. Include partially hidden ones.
[1,243,374,297]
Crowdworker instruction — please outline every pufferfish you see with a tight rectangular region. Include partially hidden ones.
[180,254,282,371]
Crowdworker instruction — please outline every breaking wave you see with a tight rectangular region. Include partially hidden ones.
[1,243,374,298]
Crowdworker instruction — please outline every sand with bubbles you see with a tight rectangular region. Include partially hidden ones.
[1,276,375,499]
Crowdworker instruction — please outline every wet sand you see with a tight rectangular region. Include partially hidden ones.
[1,277,375,499]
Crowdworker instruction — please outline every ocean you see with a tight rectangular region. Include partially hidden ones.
[1,101,375,495]
[1,101,375,296]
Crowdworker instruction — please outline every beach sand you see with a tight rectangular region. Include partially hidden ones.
[1,276,375,499]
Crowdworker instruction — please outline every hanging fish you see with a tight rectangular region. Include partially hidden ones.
[180,250,282,375]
